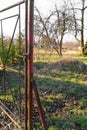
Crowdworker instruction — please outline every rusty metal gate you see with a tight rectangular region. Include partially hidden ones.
[0,0,48,130]
[0,1,25,129]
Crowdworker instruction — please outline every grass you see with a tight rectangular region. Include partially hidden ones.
[0,95,13,101]
[0,48,87,129]
[33,48,87,129]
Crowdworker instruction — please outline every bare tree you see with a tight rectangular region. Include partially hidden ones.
[34,2,75,55]
[69,0,87,54]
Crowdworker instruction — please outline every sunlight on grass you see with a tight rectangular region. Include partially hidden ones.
[55,94,64,99]
[35,73,61,81]
[0,48,87,129]
[34,50,87,129]
[0,95,13,101]
[34,48,60,62]
[35,71,87,86]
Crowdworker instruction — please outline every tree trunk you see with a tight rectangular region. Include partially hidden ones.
[59,33,64,56]
[81,0,85,55]
[59,42,62,56]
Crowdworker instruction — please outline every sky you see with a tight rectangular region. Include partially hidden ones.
[0,0,25,37]
[35,0,63,14]
[0,0,87,42]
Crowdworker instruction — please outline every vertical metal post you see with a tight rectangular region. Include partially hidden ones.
[25,0,34,129]
[18,4,22,124]
[24,0,28,128]
[1,20,4,66]
[1,20,6,99]
[28,0,34,129]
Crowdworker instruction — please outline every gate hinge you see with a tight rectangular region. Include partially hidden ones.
[23,53,29,61]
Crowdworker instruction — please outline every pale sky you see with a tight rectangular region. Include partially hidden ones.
[0,0,25,37]
[35,0,63,15]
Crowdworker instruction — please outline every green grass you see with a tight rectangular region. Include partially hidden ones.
[0,48,87,129]
[0,95,13,101]
[33,48,87,129]
[72,115,87,129]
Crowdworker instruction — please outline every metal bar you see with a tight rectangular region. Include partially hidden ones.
[28,0,34,129]
[24,0,28,129]
[33,80,48,130]
[0,0,25,13]
[25,0,34,129]
[0,105,21,128]
[1,20,6,99]
[0,101,17,121]
[5,16,19,64]
[0,14,19,21]
[18,3,22,124]
[1,20,4,65]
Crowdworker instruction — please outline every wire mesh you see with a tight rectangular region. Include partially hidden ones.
[0,1,25,129]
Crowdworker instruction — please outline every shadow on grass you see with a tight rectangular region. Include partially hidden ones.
[0,67,24,91]
[34,60,87,100]
[34,74,87,99]
[34,59,87,74]
[34,60,87,129]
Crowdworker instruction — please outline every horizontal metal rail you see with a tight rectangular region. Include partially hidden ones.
[0,14,19,21]
[0,0,25,13]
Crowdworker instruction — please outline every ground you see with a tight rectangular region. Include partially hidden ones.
[34,48,87,130]
[0,47,87,130]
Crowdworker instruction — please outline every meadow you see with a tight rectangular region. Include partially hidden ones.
[0,45,87,130]
[33,47,87,130]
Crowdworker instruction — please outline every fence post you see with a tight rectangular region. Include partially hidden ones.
[25,0,34,129]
